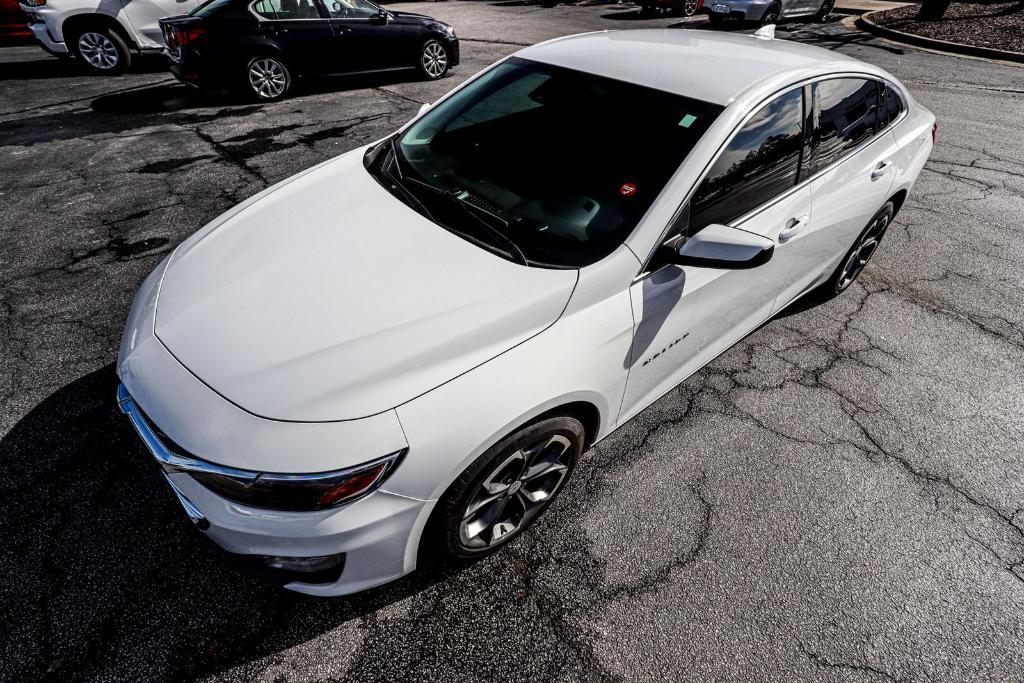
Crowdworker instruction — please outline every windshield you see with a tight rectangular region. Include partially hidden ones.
[373,57,722,268]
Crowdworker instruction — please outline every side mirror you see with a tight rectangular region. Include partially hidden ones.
[664,224,774,269]
[376,8,390,22]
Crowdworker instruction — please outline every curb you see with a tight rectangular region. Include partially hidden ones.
[856,11,1024,64]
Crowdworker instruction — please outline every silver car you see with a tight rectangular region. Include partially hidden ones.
[707,0,834,25]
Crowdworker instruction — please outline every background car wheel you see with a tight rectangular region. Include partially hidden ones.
[423,416,585,562]
[824,202,894,297]
[759,1,781,24]
[418,39,450,80]
[679,0,700,16]
[814,0,835,21]
[245,56,291,101]
[72,27,131,75]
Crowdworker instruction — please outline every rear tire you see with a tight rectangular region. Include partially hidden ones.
[417,39,450,80]
[422,416,585,562]
[822,202,894,297]
[245,55,292,101]
[759,1,781,24]
[679,0,700,15]
[71,26,131,75]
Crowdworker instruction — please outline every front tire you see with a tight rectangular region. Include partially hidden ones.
[824,202,894,297]
[417,39,450,80]
[71,26,131,75]
[245,56,291,101]
[424,416,585,561]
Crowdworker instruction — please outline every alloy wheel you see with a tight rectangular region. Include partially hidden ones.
[248,58,288,99]
[458,434,574,549]
[78,32,119,70]
[682,0,699,15]
[837,211,889,290]
[421,40,448,79]
[761,3,780,23]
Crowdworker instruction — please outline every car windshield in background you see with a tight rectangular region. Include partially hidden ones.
[372,57,723,268]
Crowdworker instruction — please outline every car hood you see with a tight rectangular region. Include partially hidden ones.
[155,149,577,422]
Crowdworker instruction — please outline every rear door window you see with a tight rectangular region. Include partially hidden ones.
[811,78,879,173]
[252,0,322,19]
[689,86,805,231]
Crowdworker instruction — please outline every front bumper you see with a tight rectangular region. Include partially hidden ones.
[116,258,434,595]
[118,383,433,596]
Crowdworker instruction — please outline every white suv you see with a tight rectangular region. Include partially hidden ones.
[19,0,202,74]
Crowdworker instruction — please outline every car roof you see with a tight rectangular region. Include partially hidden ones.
[515,29,862,106]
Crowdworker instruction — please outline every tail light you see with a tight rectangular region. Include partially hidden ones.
[167,26,206,50]
[931,121,938,144]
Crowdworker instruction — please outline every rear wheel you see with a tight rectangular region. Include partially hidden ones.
[423,416,585,561]
[759,1,781,24]
[417,39,450,80]
[824,202,894,296]
[245,55,291,101]
[72,26,131,75]
[678,0,700,15]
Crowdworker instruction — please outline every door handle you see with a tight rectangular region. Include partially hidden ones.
[778,215,808,243]
[271,27,288,34]
[871,160,892,180]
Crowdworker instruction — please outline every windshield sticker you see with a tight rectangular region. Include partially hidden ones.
[679,114,698,128]
[620,182,637,197]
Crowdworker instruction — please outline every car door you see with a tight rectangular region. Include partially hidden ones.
[321,0,408,73]
[772,77,898,309]
[619,86,812,421]
[251,0,335,75]
[120,0,201,48]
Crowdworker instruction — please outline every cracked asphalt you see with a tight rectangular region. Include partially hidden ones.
[2,3,1024,681]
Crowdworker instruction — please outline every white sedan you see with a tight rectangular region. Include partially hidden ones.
[117,28,935,595]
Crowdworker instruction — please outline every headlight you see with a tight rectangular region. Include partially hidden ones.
[184,452,405,512]
[118,384,405,512]
[443,24,456,38]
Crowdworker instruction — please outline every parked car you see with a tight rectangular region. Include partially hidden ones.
[159,0,459,101]
[707,0,834,25]
[640,0,702,17]
[117,28,934,595]
[1,0,32,41]
[17,0,203,73]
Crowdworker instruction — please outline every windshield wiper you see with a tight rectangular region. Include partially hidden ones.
[372,138,438,224]
[400,176,529,267]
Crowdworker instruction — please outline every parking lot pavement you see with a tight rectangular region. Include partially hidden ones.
[2,3,1024,681]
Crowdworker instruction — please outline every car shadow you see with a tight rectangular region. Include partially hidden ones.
[89,69,427,115]
[0,363,460,680]
[0,52,170,81]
